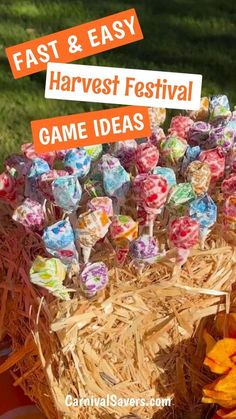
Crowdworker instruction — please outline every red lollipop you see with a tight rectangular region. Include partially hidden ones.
[199,147,225,183]
[135,143,159,174]
[168,216,199,265]
[133,173,168,235]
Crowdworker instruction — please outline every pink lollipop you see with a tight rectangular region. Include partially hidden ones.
[221,174,236,198]
[87,196,113,217]
[168,216,199,265]
[135,143,159,174]
[21,143,56,167]
[198,147,225,184]
[168,115,194,140]
[133,174,168,235]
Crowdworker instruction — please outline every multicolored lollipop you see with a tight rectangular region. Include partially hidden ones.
[188,97,209,121]
[181,145,201,175]
[25,157,51,202]
[64,148,91,178]
[77,209,111,263]
[167,183,195,215]
[84,144,103,161]
[133,174,168,234]
[52,175,82,212]
[30,256,70,300]
[111,140,137,170]
[43,219,78,265]
[79,262,108,298]
[168,115,194,140]
[38,170,67,201]
[198,147,225,184]
[148,127,166,148]
[189,194,217,248]
[148,107,166,128]
[135,143,159,174]
[209,95,231,122]
[110,215,138,265]
[152,167,176,188]
[187,121,211,146]
[12,198,45,232]
[186,160,211,196]
[208,125,235,153]
[87,196,113,217]
[160,135,188,168]
[21,143,56,167]
[129,234,165,273]
[168,216,199,264]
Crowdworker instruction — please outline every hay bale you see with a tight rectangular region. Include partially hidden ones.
[0,213,235,418]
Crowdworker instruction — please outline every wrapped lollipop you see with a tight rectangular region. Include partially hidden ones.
[38,169,67,201]
[98,154,130,212]
[87,196,113,217]
[221,174,236,198]
[111,140,137,170]
[223,195,236,243]
[0,171,17,207]
[25,157,50,201]
[21,143,55,167]
[186,160,211,196]
[188,97,209,121]
[207,125,235,153]
[187,121,211,146]
[189,194,217,248]
[129,234,165,274]
[209,95,231,122]
[43,219,78,265]
[168,216,199,265]
[167,183,195,216]
[79,262,108,298]
[152,167,176,188]
[110,215,138,265]
[160,135,188,169]
[5,154,32,193]
[148,107,166,128]
[168,115,194,140]
[135,143,159,174]
[77,209,111,263]
[84,144,103,161]
[133,174,168,235]
[181,145,201,175]
[148,127,166,148]
[30,256,71,300]
[52,175,82,213]
[12,198,45,232]
[198,147,225,184]
[64,148,91,178]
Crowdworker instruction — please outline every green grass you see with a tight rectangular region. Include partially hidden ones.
[0,0,235,167]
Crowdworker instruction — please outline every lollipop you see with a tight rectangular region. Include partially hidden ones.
[129,234,164,273]
[84,144,103,161]
[160,135,188,168]
[79,262,108,298]
[87,196,113,217]
[181,145,201,175]
[209,95,231,122]
[186,160,211,196]
[5,155,32,191]
[21,143,55,167]
[56,149,68,160]
[133,174,168,234]
[168,216,199,264]
[152,167,176,188]
[148,127,166,147]
[221,174,236,198]
[198,147,225,184]
[12,198,45,232]
[30,256,70,300]
[52,175,82,213]
[189,194,217,248]
[43,219,78,265]
[188,97,209,121]
[148,107,166,128]
[77,209,111,263]
[0,171,17,207]
[64,148,91,178]
[110,215,138,265]
[208,125,235,153]
[187,121,211,146]
[135,143,159,173]
[168,115,194,140]
[167,183,195,215]
[111,140,137,170]
[38,169,67,201]
[25,157,51,201]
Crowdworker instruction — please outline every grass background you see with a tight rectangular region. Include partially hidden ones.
[0,0,235,166]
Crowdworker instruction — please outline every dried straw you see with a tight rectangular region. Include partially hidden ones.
[0,211,235,419]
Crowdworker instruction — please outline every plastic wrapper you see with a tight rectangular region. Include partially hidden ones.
[110,215,138,265]
[160,135,188,167]
[167,183,195,213]
[152,166,176,188]
[38,170,67,201]
[168,115,194,140]
[87,196,113,217]
[199,147,225,183]
[148,107,166,128]
[209,95,231,121]
[186,160,211,196]
[43,219,78,265]
[30,256,70,300]
[84,144,103,161]
[168,216,199,264]
[129,234,164,265]
[221,174,236,198]
[52,175,82,213]
[111,140,137,170]
[181,145,201,174]
[21,143,56,167]
[208,125,235,153]
[189,194,217,243]
[135,143,159,173]
[148,127,166,147]
[64,148,91,178]
[79,262,108,297]
[98,155,130,199]
[12,198,45,232]
[187,121,211,146]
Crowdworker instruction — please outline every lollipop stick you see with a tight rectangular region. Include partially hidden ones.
[149,220,154,237]
[82,247,92,264]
